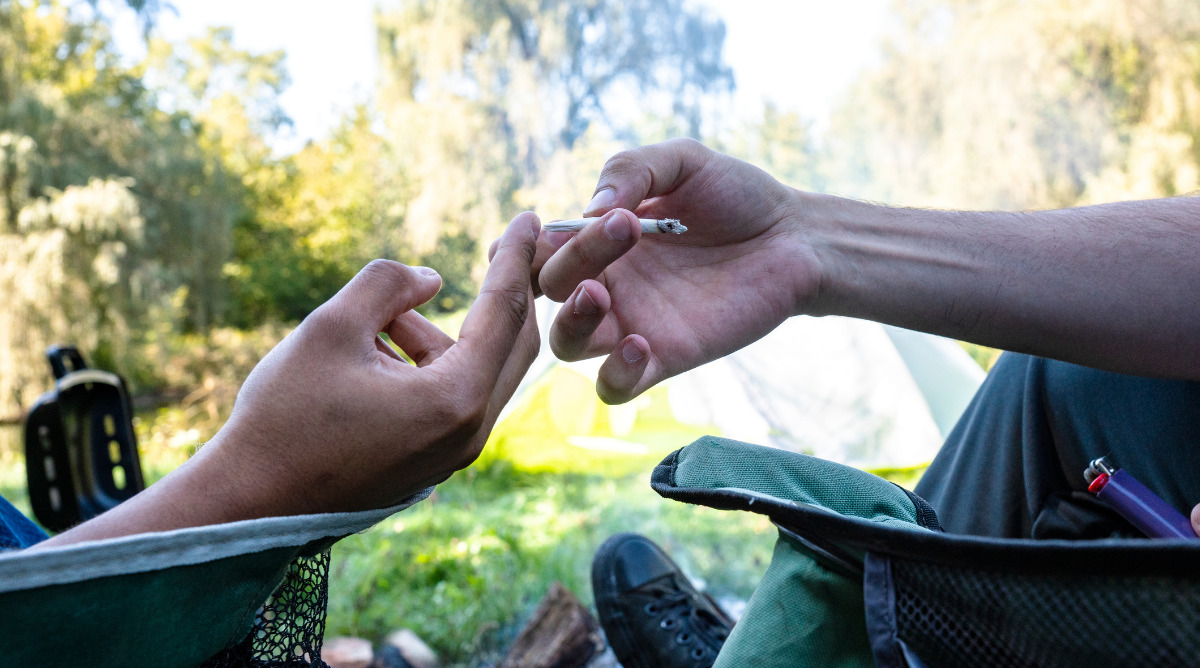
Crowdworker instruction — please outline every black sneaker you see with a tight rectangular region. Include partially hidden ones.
[591,533,734,668]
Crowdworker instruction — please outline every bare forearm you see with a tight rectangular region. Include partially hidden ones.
[803,192,1200,379]
[28,222,541,548]
[31,440,275,549]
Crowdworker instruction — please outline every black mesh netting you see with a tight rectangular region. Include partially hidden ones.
[199,550,332,668]
[889,557,1200,667]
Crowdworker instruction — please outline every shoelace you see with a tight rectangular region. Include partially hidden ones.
[642,586,695,621]
[692,607,730,642]
[640,581,728,664]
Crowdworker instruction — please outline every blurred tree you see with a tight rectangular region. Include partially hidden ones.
[717,101,824,192]
[225,107,415,323]
[373,0,734,308]
[141,25,293,329]
[0,1,283,413]
[825,0,1200,211]
[0,0,156,412]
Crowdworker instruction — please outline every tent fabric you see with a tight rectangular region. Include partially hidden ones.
[0,489,432,668]
[880,325,985,439]
[497,299,984,471]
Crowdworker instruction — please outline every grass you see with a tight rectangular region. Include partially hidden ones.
[325,424,927,666]
[326,458,779,666]
[0,391,927,668]
[0,413,780,667]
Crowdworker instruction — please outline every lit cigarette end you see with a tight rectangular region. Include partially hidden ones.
[655,218,687,234]
[543,217,688,234]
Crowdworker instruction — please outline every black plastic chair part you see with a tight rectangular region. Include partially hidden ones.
[24,346,145,533]
[23,395,81,533]
[45,345,87,381]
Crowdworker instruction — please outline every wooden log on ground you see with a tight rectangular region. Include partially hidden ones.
[499,582,604,668]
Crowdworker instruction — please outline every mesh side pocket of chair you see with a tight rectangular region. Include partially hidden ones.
[650,437,1200,668]
[875,555,1200,668]
[200,550,332,668]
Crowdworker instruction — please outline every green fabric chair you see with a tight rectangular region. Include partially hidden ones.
[0,492,430,668]
[652,436,1200,667]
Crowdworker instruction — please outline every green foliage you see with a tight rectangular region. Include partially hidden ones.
[327,458,776,666]
[717,102,824,192]
[0,0,269,411]
[0,0,740,414]
[226,107,417,323]
[417,231,479,314]
[824,0,1200,210]
[375,0,734,279]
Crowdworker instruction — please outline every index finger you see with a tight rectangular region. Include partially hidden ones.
[538,209,640,301]
[443,212,540,389]
[583,138,714,216]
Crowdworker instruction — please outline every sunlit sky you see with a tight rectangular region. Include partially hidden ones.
[113,0,889,153]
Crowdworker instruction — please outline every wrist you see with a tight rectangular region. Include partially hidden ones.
[786,189,863,318]
[191,425,313,522]
[31,433,284,548]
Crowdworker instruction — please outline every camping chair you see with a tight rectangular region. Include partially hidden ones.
[1,344,433,667]
[651,436,1200,667]
[0,491,431,667]
[24,345,144,532]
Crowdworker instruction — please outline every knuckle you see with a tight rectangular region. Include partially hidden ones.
[425,387,461,428]
[453,439,486,470]
[425,385,485,440]
[481,283,530,329]
[668,136,705,153]
[362,258,409,284]
[447,389,487,433]
[603,149,639,177]
[302,304,349,341]
[666,137,710,167]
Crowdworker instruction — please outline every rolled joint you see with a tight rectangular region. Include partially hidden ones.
[543,217,688,235]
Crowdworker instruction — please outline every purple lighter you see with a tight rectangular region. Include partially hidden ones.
[1083,457,1197,539]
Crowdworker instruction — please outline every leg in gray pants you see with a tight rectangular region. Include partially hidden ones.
[914,352,1200,539]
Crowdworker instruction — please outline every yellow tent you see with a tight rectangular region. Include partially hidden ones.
[484,300,986,476]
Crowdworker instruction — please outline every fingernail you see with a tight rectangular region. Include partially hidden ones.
[574,286,599,316]
[621,340,644,364]
[605,211,631,242]
[416,266,440,278]
[584,188,617,216]
[529,213,541,238]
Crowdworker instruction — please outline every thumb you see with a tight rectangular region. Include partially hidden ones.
[584,138,711,216]
[1191,503,1200,538]
[320,260,442,338]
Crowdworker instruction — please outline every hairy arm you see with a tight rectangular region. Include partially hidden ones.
[534,140,1200,402]
[804,194,1200,379]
